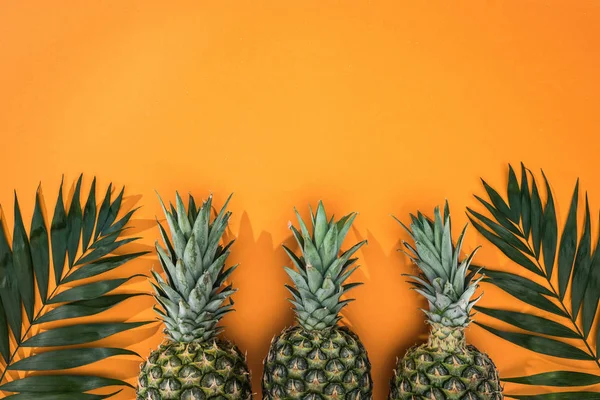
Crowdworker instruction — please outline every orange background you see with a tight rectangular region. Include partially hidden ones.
[1,1,600,398]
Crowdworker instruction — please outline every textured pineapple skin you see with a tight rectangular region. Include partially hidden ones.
[137,339,252,400]
[262,325,373,400]
[389,343,503,400]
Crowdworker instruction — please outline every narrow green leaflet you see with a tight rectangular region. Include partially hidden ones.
[0,177,149,399]
[468,217,542,276]
[3,392,121,400]
[102,208,137,237]
[66,175,83,268]
[50,180,68,284]
[476,322,593,360]
[475,306,578,338]
[8,348,137,371]
[94,184,112,241]
[478,268,554,296]
[48,275,143,304]
[481,179,512,222]
[582,216,600,338]
[35,294,143,324]
[511,393,600,400]
[474,195,523,237]
[75,237,138,267]
[97,188,124,237]
[520,164,531,238]
[0,297,9,362]
[62,252,149,283]
[570,196,592,319]
[0,215,23,342]
[81,177,97,252]
[466,208,532,255]
[556,181,578,299]
[472,164,600,397]
[530,176,543,258]
[0,375,132,393]
[11,195,35,322]
[21,322,150,347]
[30,188,50,303]
[541,171,558,279]
[507,164,521,222]
[502,371,600,386]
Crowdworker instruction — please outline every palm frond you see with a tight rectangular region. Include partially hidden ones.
[0,175,151,398]
[468,163,600,398]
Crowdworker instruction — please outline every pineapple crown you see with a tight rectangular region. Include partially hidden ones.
[396,201,483,328]
[284,201,367,331]
[151,192,237,343]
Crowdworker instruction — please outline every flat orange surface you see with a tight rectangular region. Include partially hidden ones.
[1,1,600,398]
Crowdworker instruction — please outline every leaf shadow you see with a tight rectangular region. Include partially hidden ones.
[225,211,293,393]
[344,228,428,398]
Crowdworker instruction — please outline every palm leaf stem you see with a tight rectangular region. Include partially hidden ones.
[529,254,600,366]
[0,284,58,384]
[0,240,134,386]
[500,221,600,367]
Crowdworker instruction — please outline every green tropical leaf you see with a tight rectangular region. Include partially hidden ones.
[0,375,132,393]
[475,306,578,338]
[102,208,137,237]
[97,187,124,238]
[62,252,149,283]
[478,268,554,296]
[21,321,150,348]
[502,371,600,386]
[66,175,83,268]
[476,322,593,360]
[0,216,22,343]
[35,294,143,324]
[472,164,600,397]
[8,347,137,370]
[81,177,97,252]
[94,184,112,241]
[468,217,542,276]
[3,392,120,400]
[571,195,592,320]
[582,215,600,338]
[12,194,36,322]
[520,163,532,238]
[479,277,566,317]
[50,179,68,284]
[507,164,521,222]
[467,207,532,255]
[541,170,558,279]
[0,298,9,363]
[530,175,543,257]
[481,179,512,222]
[48,275,143,304]
[511,393,600,400]
[474,194,525,240]
[75,237,138,267]
[30,188,50,303]
[0,177,149,399]
[556,180,578,299]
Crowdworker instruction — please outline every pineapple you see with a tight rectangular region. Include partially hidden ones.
[389,202,503,400]
[137,192,252,400]
[262,202,373,400]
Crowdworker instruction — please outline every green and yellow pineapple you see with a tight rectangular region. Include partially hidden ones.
[262,201,373,400]
[137,192,252,400]
[389,202,503,400]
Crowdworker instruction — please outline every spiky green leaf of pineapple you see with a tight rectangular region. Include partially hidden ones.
[137,192,252,400]
[389,202,503,400]
[262,201,373,400]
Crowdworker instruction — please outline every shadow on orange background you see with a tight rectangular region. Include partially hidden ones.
[1,1,600,398]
